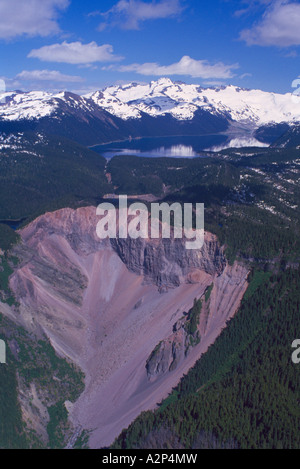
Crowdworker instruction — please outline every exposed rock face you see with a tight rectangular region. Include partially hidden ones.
[145,323,194,380]
[146,307,201,381]
[111,236,226,289]
[145,261,248,381]
[2,206,249,448]
[15,206,227,294]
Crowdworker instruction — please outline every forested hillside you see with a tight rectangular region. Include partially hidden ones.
[0,132,299,449]
[0,312,85,448]
[113,267,300,449]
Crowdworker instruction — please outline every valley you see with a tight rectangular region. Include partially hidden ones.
[0,79,300,449]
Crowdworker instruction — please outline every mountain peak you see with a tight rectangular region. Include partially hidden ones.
[153,77,174,86]
[86,79,300,124]
[2,80,300,127]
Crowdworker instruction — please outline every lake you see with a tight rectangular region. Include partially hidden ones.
[92,135,229,159]
[0,218,26,230]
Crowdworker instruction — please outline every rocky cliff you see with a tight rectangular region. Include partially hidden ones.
[0,206,249,448]
[111,235,226,290]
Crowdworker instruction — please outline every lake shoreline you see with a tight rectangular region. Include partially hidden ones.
[91,134,229,159]
[88,132,230,149]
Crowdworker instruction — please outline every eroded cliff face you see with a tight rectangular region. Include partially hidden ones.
[145,260,249,381]
[2,206,249,448]
[111,235,226,290]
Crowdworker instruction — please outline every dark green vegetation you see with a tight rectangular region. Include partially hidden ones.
[0,252,19,306]
[107,153,239,199]
[0,225,19,305]
[243,270,272,301]
[204,283,214,302]
[113,267,300,449]
[107,147,300,265]
[47,401,69,449]
[270,124,300,149]
[0,224,20,251]
[0,342,26,449]
[1,131,300,268]
[0,313,84,448]
[254,122,290,145]
[0,132,110,221]
[1,128,300,450]
[0,105,229,147]
[73,430,90,449]
[184,298,202,337]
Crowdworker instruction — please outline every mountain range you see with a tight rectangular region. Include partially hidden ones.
[1,78,300,147]
[1,78,300,450]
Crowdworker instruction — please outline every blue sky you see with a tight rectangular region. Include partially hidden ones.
[1,0,300,94]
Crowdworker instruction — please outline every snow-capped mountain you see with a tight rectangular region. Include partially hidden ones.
[1,78,300,125]
[87,77,300,125]
[0,90,134,146]
[0,90,104,121]
[0,78,300,146]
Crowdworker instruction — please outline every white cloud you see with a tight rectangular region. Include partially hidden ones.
[28,41,123,65]
[234,0,273,18]
[95,0,183,30]
[240,73,253,79]
[16,70,84,83]
[0,0,69,39]
[240,1,300,47]
[116,56,239,79]
[285,50,298,57]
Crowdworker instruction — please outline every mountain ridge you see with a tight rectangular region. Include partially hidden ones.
[87,78,300,125]
[1,79,300,144]
[1,78,299,123]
